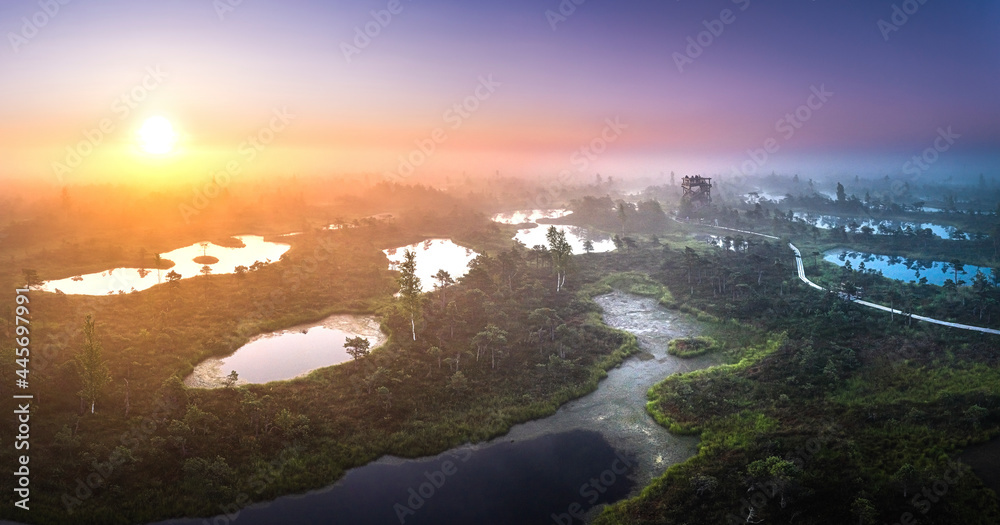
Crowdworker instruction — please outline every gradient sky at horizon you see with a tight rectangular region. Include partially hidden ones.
[1,0,998,186]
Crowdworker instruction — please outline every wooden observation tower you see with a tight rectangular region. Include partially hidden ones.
[681,175,713,206]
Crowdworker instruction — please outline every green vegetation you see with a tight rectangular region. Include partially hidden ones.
[75,315,111,415]
[667,336,720,358]
[546,226,573,292]
[2,175,999,524]
[343,336,371,360]
[586,224,1000,524]
[590,271,675,306]
[657,183,1000,329]
[396,249,421,341]
[0,185,645,524]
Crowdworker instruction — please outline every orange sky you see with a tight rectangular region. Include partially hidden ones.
[2,1,998,188]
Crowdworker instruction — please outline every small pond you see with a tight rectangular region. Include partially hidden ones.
[40,235,290,296]
[698,234,748,252]
[156,292,715,525]
[793,213,966,240]
[823,250,991,287]
[383,239,480,292]
[960,439,1000,497]
[491,209,571,225]
[746,191,788,203]
[151,430,632,525]
[492,209,615,254]
[185,314,384,388]
[515,225,616,254]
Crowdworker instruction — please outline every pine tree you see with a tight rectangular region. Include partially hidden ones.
[344,336,371,360]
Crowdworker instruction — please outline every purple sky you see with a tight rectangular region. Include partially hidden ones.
[1,0,998,185]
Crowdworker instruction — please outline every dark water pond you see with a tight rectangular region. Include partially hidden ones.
[961,439,1000,497]
[0,293,706,525]
[151,292,709,525]
[153,430,634,525]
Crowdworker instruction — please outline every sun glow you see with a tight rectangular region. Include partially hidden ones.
[137,116,178,155]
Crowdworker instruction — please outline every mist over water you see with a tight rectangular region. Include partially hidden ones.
[383,239,479,292]
[40,236,290,295]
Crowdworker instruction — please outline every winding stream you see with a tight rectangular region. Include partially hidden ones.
[153,292,716,524]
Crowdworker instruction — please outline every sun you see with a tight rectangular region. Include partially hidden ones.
[137,116,178,155]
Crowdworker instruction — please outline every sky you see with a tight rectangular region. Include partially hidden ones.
[1,0,998,187]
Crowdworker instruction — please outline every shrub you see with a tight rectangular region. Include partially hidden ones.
[667,336,720,358]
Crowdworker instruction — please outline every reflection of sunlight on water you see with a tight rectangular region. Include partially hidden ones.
[491,209,572,225]
[491,209,614,254]
[186,315,384,387]
[748,191,787,202]
[383,239,480,292]
[40,235,290,295]
[166,293,712,525]
[514,226,615,254]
